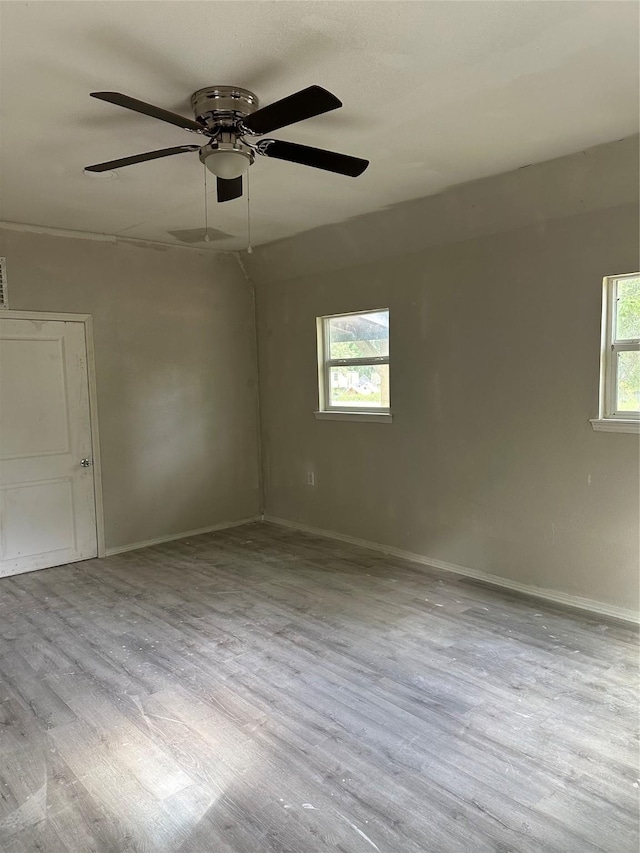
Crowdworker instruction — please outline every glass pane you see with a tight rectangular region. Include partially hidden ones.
[616,351,640,412]
[328,311,389,359]
[329,364,390,408]
[615,276,640,340]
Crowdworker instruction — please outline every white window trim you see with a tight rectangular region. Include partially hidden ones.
[590,418,640,434]
[316,308,391,419]
[591,273,640,434]
[314,410,393,423]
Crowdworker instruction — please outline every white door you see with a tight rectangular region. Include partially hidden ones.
[0,317,98,577]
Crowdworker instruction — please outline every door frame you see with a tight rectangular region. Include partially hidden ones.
[0,310,106,558]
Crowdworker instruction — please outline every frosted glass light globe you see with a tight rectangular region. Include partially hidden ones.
[202,149,252,180]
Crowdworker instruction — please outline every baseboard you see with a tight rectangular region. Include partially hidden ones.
[264,516,640,626]
[105,516,262,557]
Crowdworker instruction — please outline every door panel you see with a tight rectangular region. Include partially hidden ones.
[3,479,75,559]
[0,318,97,577]
[0,337,71,457]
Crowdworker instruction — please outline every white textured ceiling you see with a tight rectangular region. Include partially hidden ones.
[1,1,638,251]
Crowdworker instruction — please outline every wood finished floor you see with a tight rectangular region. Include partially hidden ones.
[0,522,637,853]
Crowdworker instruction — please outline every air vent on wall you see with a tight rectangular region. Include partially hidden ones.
[0,258,7,309]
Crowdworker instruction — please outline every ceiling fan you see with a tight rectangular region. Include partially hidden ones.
[85,85,369,202]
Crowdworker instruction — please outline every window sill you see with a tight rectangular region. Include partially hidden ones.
[314,411,393,424]
[590,418,640,434]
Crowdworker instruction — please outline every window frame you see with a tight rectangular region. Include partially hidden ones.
[316,308,391,415]
[595,273,640,427]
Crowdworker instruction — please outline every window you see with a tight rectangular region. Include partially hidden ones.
[316,309,391,420]
[592,273,640,433]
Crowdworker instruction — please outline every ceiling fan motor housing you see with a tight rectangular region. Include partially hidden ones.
[190,86,259,131]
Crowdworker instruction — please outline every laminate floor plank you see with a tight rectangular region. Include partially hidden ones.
[0,522,637,852]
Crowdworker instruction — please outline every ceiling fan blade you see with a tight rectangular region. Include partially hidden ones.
[259,140,369,177]
[85,145,200,172]
[217,176,243,202]
[90,92,206,133]
[243,86,341,135]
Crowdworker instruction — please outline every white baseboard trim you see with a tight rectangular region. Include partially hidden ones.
[105,516,262,557]
[264,516,640,626]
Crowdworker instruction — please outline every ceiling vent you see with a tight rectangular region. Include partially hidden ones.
[0,258,7,309]
[167,228,232,244]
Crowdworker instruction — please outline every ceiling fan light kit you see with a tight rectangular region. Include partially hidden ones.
[85,83,369,204]
[199,138,254,180]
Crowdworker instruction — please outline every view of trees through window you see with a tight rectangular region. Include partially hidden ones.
[330,364,390,407]
[326,311,389,407]
[615,276,640,412]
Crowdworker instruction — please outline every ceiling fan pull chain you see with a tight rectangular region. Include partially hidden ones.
[246,168,253,254]
[203,165,211,242]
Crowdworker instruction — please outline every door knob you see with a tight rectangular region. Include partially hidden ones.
[80,458,93,467]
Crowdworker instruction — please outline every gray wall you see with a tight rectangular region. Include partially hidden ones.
[0,227,261,550]
[248,137,640,613]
